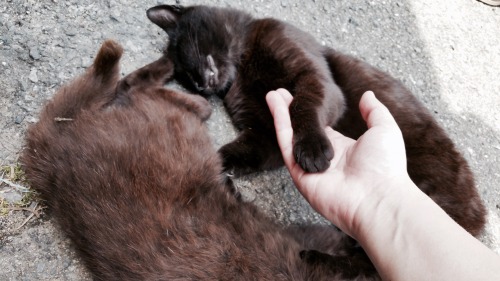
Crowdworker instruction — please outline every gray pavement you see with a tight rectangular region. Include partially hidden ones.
[0,0,498,279]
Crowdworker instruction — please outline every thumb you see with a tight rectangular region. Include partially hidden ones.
[359,91,399,130]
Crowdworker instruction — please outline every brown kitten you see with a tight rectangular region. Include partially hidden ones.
[147,5,486,236]
[20,40,379,280]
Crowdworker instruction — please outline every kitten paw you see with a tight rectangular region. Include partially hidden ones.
[300,249,338,267]
[300,249,377,278]
[293,133,333,173]
[299,250,322,263]
[218,144,256,177]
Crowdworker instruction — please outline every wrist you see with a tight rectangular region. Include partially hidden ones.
[350,175,424,242]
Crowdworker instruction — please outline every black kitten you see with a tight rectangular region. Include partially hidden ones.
[148,5,343,174]
[147,4,486,237]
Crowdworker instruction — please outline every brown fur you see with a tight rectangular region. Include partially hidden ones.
[20,40,379,280]
[147,5,486,237]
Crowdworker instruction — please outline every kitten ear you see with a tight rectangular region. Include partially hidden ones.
[147,5,184,35]
[92,40,123,79]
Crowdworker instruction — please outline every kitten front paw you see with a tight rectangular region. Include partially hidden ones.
[300,249,341,268]
[300,249,325,263]
[293,133,333,173]
[218,143,256,177]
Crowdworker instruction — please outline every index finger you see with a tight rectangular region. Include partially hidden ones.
[266,89,295,168]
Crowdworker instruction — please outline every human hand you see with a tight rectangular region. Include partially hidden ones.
[266,89,412,238]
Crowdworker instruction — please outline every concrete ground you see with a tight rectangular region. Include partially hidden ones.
[0,0,498,279]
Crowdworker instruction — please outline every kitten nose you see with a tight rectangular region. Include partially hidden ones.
[204,69,218,89]
[205,54,219,89]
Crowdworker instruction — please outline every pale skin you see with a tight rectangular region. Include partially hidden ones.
[266,88,500,281]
